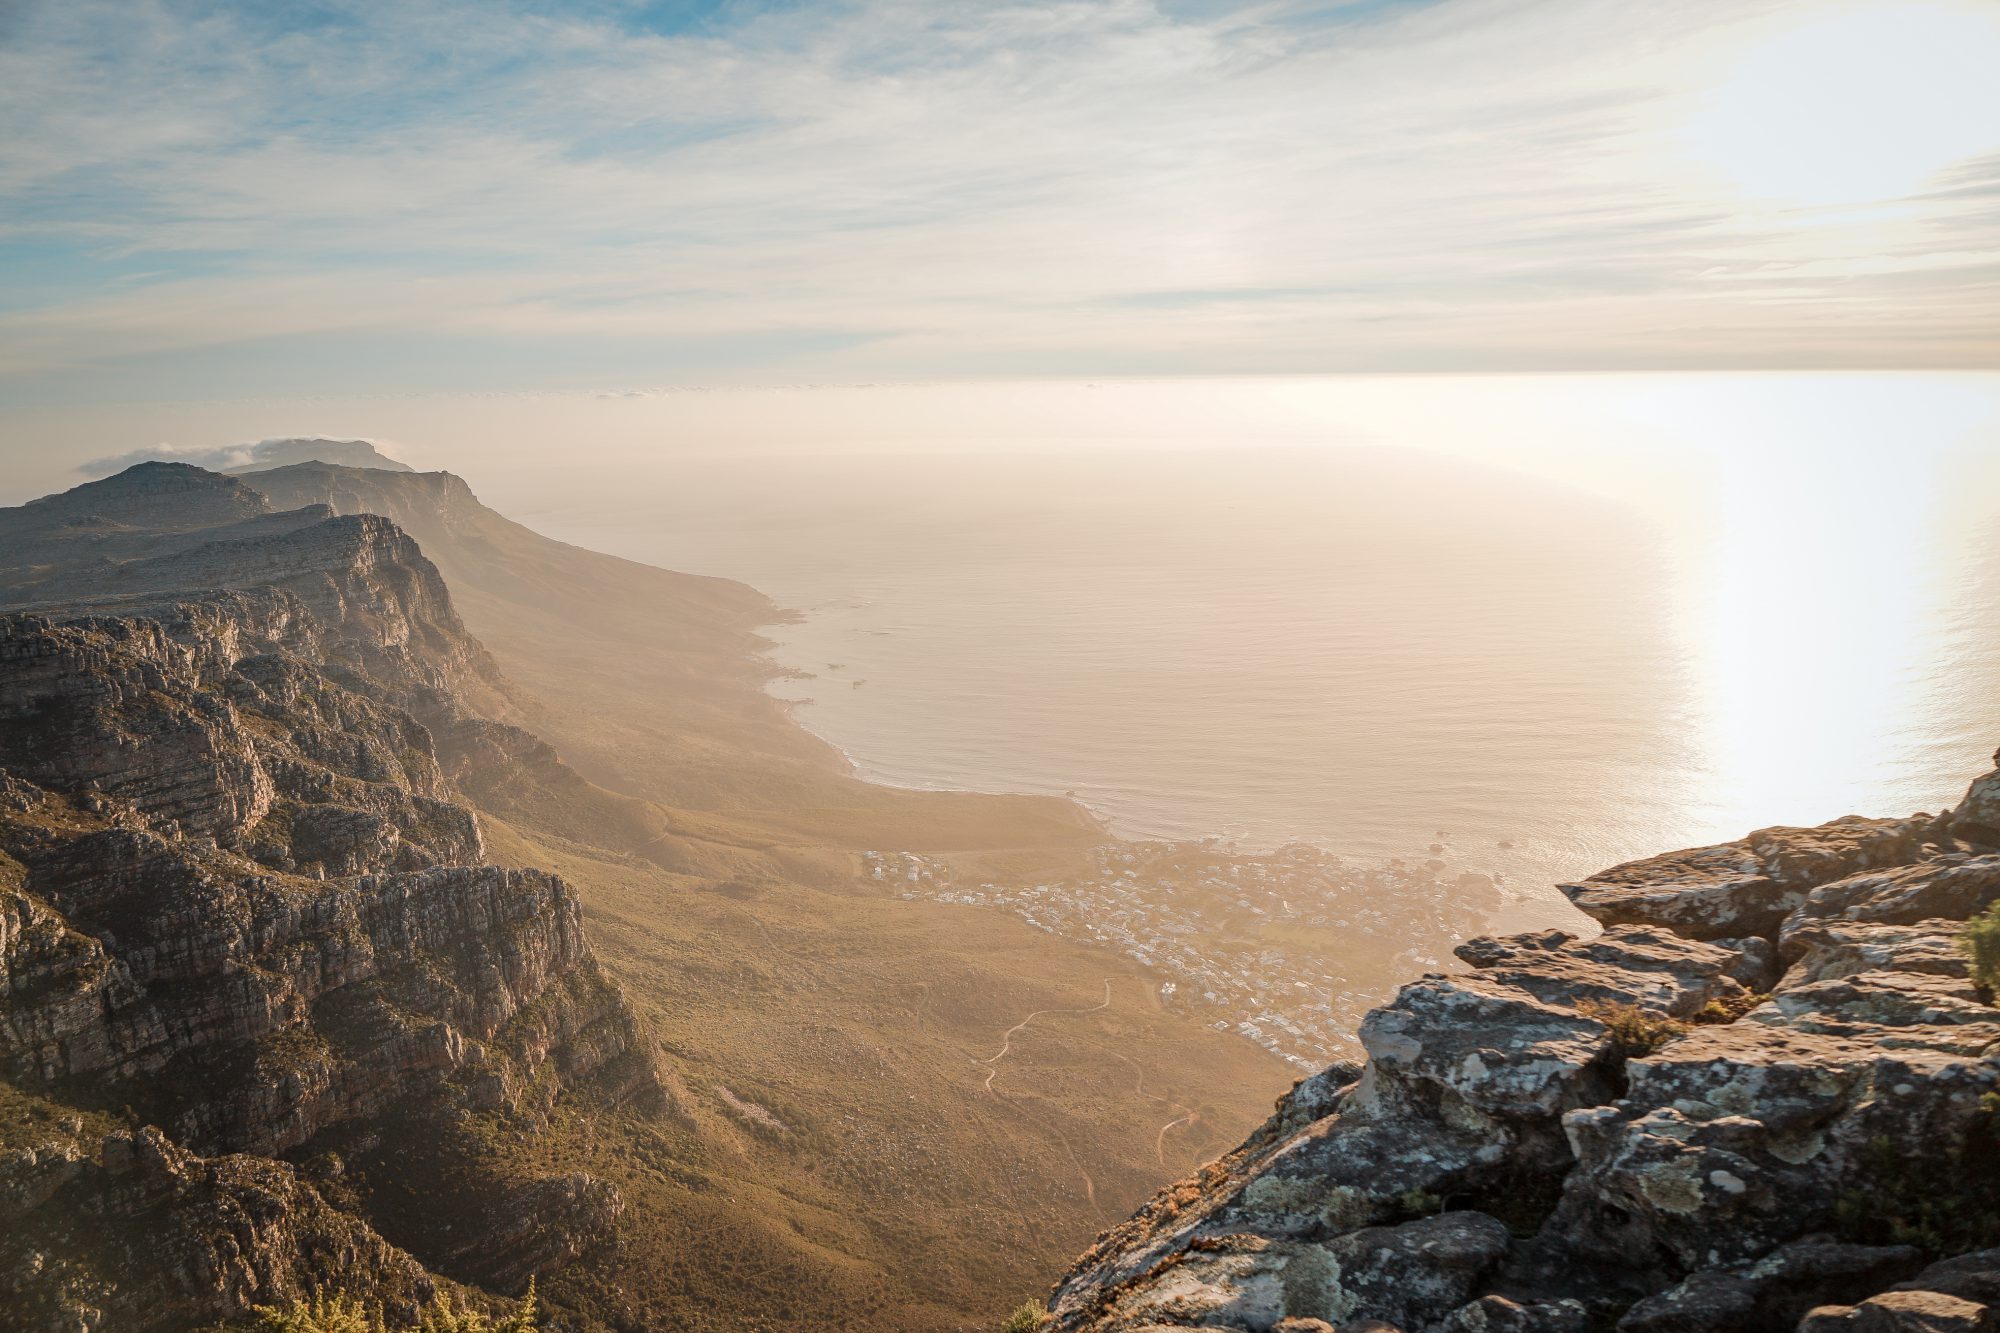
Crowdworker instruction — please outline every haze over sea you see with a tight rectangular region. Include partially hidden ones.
[18,372,2000,931]
[462,371,1998,931]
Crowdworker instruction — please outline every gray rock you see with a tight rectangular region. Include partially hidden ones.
[1781,858,2000,955]
[1890,1252,2000,1307]
[1353,973,1611,1121]
[1780,920,1971,987]
[1617,1241,1922,1331]
[1949,759,2000,848]
[1562,819,1933,942]
[1456,924,1760,1019]
[1049,759,2000,1333]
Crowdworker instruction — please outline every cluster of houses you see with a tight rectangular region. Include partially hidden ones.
[860,839,1500,1067]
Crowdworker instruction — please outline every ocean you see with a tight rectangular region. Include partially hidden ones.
[456,373,2000,932]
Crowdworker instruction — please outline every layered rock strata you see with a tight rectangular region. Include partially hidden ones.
[0,466,655,1331]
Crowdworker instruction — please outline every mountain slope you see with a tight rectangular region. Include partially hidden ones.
[2,461,1296,1331]
[0,473,656,1331]
[236,460,1102,845]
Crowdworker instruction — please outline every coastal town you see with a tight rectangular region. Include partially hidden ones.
[862,838,1503,1067]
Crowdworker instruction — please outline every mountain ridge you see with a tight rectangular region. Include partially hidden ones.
[0,475,658,1330]
[0,459,1295,1331]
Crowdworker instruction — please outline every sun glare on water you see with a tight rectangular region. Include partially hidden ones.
[1678,0,2000,210]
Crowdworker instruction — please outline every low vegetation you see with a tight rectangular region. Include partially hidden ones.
[1962,902,2000,992]
[1001,1299,1049,1333]
[1574,998,1688,1059]
[1692,990,1767,1024]
[1395,1187,1444,1217]
[231,1285,537,1333]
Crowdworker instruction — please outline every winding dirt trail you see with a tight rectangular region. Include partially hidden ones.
[975,981,1116,1216]
[979,980,1113,1093]
[1154,1111,1196,1164]
[1069,1032,1200,1166]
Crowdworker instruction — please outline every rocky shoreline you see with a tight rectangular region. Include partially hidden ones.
[1044,767,2000,1331]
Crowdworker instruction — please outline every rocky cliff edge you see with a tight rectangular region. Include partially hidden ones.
[1048,762,2000,1333]
[0,466,656,1331]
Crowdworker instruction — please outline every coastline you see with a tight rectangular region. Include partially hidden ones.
[757,627,1571,927]
[747,603,1587,1067]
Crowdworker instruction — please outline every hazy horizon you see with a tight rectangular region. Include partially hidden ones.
[9,371,1997,922]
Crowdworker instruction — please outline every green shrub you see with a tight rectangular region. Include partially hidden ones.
[1395,1187,1443,1217]
[1575,999,1688,1059]
[1962,903,2000,992]
[1000,1298,1047,1333]
[246,1281,537,1333]
[1692,991,1766,1025]
[250,1295,381,1333]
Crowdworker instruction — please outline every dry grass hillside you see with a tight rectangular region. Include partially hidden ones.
[238,461,1293,1330]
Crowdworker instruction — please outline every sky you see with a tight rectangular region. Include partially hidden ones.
[2,0,1998,408]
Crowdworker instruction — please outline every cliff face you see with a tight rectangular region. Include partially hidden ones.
[1048,778,2000,1332]
[0,466,655,1332]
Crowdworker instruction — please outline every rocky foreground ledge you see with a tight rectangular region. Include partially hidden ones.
[1047,758,2000,1332]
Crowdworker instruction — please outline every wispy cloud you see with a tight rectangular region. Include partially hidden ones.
[0,0,1996,399]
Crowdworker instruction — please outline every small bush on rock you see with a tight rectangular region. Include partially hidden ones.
[1000,1298,1047,1332]
[1693,991,1766,1025]
[1575,999,1688,1058]
[1395,1187,1443,1217]
[1962,903,2000,992]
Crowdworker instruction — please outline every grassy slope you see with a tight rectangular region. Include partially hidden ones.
[482,818,1286,1330]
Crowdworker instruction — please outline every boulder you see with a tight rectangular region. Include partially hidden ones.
[1616,1241,1922,1331]
[1353,974,1613,1122]
[1949,758,2000,848]
[1455,924,1760,1019]
[1780,921,1970,987]
[1563,819,1935,942]
[1782,859,2000,950]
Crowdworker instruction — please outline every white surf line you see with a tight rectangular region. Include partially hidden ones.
[979,980,1113,1094]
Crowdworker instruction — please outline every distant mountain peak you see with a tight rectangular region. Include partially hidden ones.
[233,437,414,473]
[77,436,415,479]
[18,460,271,528]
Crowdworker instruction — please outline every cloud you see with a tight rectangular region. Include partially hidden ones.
[78,437,411,476]
[0,0,1996,399]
